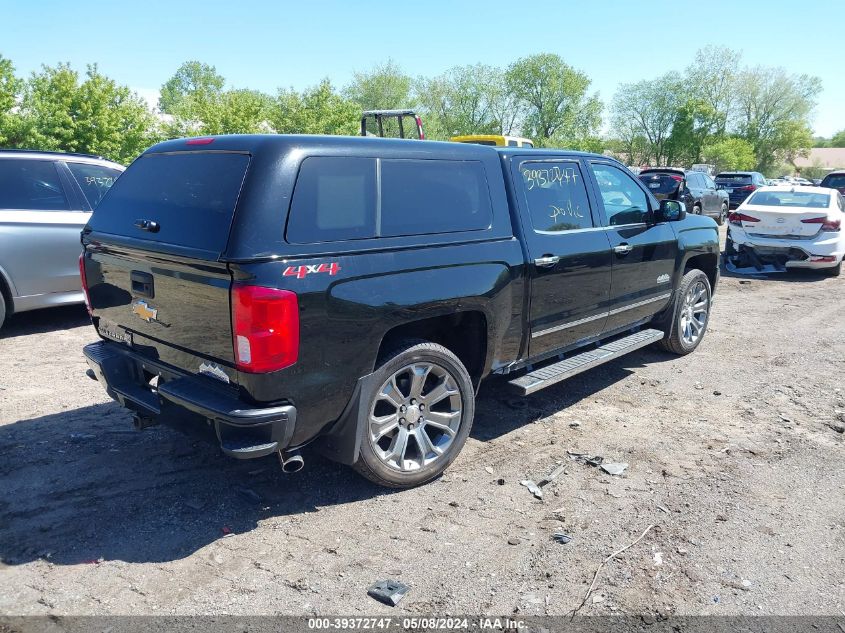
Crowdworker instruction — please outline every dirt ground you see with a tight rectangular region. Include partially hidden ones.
[1,227,843,617]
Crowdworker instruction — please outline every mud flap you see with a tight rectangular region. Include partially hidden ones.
[315,371,380,465]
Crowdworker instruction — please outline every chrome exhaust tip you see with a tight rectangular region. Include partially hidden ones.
[279,450,304,473]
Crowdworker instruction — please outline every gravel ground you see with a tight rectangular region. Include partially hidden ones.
[1,227,843,617]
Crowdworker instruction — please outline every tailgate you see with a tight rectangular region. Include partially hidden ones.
[86,245,237,382]
[82,150,251,383]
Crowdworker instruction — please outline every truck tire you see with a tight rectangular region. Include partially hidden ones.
[353,339,475,488]
[655,269,712,355]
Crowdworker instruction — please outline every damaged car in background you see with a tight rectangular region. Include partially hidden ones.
[725,186,844,276]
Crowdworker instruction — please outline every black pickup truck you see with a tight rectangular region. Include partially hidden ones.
[80,135,719,488]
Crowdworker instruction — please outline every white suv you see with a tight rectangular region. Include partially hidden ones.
[0,150,124,330]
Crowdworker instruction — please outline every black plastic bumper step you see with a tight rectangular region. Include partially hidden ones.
[508,328,664,396]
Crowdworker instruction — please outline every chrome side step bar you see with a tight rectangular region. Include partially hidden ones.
[507,328,665,396]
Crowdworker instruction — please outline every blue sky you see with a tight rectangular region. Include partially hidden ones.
[4,0,843,136]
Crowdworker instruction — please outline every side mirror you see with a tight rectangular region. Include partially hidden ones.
[656,199,686,222]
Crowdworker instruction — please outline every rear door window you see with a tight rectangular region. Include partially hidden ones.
[66,162,123,208]
[0,159,69,210]
[518,160,594,232]
[380,159,492,237]
[89,152,250,254]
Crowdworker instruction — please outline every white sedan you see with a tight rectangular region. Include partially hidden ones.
[726,185,844,276]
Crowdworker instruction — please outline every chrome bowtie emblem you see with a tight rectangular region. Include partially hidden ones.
[131,299,158,323]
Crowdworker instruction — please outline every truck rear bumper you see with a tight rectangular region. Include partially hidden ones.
[83,341,296,459]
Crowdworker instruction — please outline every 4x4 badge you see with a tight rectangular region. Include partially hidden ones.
[283,262,341,279]
[132,299,158,323]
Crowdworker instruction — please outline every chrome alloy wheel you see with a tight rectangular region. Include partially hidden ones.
[679,280,709,346]
[368,362,463,472]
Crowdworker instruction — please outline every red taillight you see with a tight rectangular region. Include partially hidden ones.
[670,175,683,182]
[78,253,92,316]
[728,212,760,226]
[739,185,757,192]
[801,216,841,232]
[186,137,215,145]
[231,285,299,373]
[809,255,837,263]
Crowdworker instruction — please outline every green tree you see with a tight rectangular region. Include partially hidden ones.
[344,60,413,111]
[685,46,741,136]
[829,129,845,147]
[610,73,683,166]
[159,62,274,137]
[270,79,359,136]
[17,63,159,163]
[0,54,24,146]
[505,53,601,144]
[665,98,718,166]
[417,64,508,139]
[159,61,224,114]
[214,89,274,134]
[734,66,821,172]
[700,137,756,173]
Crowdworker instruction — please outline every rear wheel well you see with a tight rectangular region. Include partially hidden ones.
[684,253,718,289]
[376,312,488,387]
[0,273,13,315]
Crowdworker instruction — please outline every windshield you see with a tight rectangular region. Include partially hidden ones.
[822,174,845,189]
[747,190,830,208]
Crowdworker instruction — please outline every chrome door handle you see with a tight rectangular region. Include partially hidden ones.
[534,255,560,267]
[613,244,633,255]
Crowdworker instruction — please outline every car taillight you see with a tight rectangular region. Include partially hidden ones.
[231,284,299,373]
[78,253,92,316]
[801,216,841,232]
[186,137,214,145]
[728,212,760,226]
[739,185,757,192]
[670,175,683,182]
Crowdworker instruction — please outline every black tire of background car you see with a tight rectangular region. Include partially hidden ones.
[353,339,475,488]
[825,261,842,277]
[655,269,712,355]
[693,204,702,215]
[0,292,5,331]
[716,203,728,226]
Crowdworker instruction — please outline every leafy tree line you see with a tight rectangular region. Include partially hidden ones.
[608,46,827,175]
[0,49,835,174]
